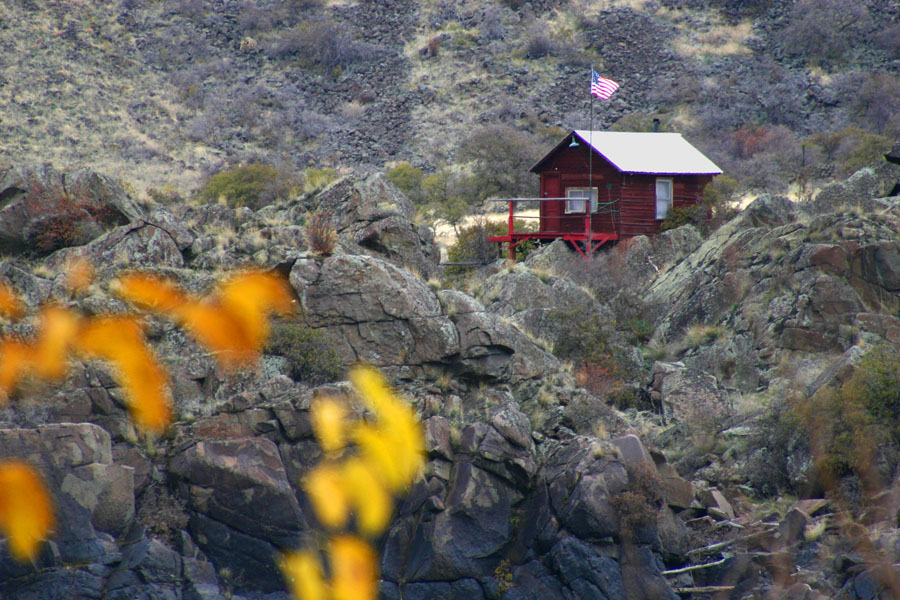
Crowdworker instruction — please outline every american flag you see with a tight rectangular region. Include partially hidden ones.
[591,70,619,100]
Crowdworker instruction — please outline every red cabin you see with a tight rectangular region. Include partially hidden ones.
[489,130,722,258]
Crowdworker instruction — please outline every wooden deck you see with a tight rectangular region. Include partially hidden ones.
[486,197,619,259]
[487,231,619,259]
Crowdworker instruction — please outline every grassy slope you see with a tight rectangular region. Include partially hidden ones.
[0,0,896,196]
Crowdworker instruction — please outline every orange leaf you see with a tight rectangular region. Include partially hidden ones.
[0,282,24,320]
[217,270,294,354]
[32,305,79,380]
[0,340,31,403]
[0,461,55,562]
[76,316,172,434]
[113,273,187,313]
[330,535,377,600]
[280,550,328,600]
[114,270,292,369]
[174,301,257,366]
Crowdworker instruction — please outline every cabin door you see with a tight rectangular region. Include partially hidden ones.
[541,173,562,233]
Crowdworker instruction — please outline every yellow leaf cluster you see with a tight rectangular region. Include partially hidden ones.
[114,270,293,367]
[281,536,377,600]
[0,265,293,561]
[282,367,425,600]
[0,461,54,562]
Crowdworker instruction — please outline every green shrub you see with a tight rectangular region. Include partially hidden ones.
[624,319,654,344]
[266,322,342,384]
[198,163,298,210]
[456,124,542,202]
[659,204,707,233]
[793,344,900,487]
[548,308,611,364]
[446,220,507,273]
[843,344,900,444]
[385,162,425,206]
[806,128,893,178]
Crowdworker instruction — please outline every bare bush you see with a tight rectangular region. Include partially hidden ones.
[837,72,900,135]
[524,32,556,58]
[266,20,382,68]
[305,211,337,255]
[776,0,872,66]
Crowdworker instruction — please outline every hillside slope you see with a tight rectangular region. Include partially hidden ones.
[1,0,898,198]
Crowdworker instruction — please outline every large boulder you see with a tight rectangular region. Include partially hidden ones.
[477,264,615,349]
[0,165,142,255]
[0,423,133,567]
[45,210,193,276]
[295,172,440,277]
[169,437,306,591]
[290,254,560,383]
[810,161,900,214]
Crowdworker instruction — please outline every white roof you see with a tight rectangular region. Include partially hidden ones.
[572,130,722,175]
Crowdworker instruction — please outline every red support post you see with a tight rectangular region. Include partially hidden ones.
[508,200,515,260]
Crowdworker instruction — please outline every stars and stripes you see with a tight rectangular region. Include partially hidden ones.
[591,70,619,100]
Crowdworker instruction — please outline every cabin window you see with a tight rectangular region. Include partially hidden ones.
[565,187,598,213]
[656,179,673,220]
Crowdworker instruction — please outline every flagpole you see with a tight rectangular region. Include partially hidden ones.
[588,65,594,255]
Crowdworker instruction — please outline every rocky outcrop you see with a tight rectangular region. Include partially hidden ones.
[294,172,440,277]
[289,253,560,383]
[0,165,142,255]
[477,262,615,349]
[170,437,308,591]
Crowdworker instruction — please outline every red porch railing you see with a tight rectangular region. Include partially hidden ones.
[486,198,619,260]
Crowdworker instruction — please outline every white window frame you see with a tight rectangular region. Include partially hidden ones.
[565,187,599,214]
[656,179,673,220]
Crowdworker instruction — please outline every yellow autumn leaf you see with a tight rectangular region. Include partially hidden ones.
[76,316,172,434]
[0,340,31,403]
[32,305,79,381]
[349,367,395,418]
[342,458,392,537]
[280,550,328,600]
[0,461,55,562]
[330,535,378,600]
[305,463,350,530]
[64,257,94,293]
[311,398,348,455]
[0,282,24,320]
[350,367,424,492]
[113,272,188,313]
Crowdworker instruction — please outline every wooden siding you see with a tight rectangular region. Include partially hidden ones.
[537,143,713,238]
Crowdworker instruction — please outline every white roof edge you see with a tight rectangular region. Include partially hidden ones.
[572,130,723,175]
